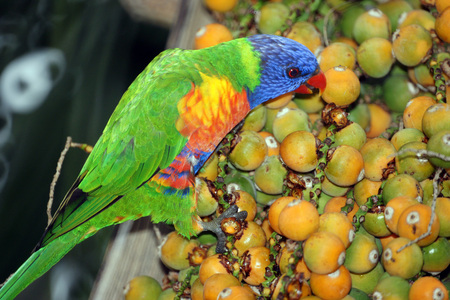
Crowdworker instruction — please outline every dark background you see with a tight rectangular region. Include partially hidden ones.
[0,0,169,298]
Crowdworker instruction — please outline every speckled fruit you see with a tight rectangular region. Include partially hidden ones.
[403,96,436,131]
[257,2,290,34]
[124,275,162,300]
[357,37,395,78]
[280,130,318,172]
[422,103,450,138]
[396,141,435,182]
[382,174,423,203]
[319,42,356,71]
[390,128,425,150]
[229,130,267,171]
[353,8,391,44]
[373,276,411,300]
[324,145,364,187]
[334,122,367,150]
[360,138,396,181]
[382,237,423,278]
[304,231,346,274]
[254,155,287,195]
[344,231,378,274]
[392,24,432,66]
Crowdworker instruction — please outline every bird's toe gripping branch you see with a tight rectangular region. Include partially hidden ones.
[197,205,247,253]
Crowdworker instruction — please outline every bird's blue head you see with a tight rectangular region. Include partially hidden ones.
[247,34,324,109]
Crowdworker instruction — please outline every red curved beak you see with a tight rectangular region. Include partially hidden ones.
[295,70,326,95]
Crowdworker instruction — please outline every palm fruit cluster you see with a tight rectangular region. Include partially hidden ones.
[125,0,450,299]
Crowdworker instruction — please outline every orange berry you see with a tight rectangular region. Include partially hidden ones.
[203,273,240,300]
[160,232,200,270]
[324,145,364,187]
[241,246,271,285]
[233,221,267,256]
[304,231,346,274]
[353,178,382,206]
[398,9,436,31]
[382,237,423,278]
[199,254,232,284]
[322,66,360,106]
[403,96,436,131]
[310,266,351,300]
[124,275,162,300]
[268,196,296,234]
[280,130,318,172]
[265,92,294,109]
[318,42,356,71]
[194,23,233,49]
[392,24,432,66]
[409,276,449,300]
[360,138,396,181]
[319,212,355,248]
[436,197,450,237]
[436,0,450,13]
[397,203,440,246]
[357,37,395,78]
[436,7,450,43]
[278,199,320,241]
[229,130,267,171]
[323,196,359,223]
[366,104,391,138]
[204,0,238,12]
[384,196,420,234]
[217,286,256,300]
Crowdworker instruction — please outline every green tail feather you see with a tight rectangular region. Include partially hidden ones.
[0,233,80,299]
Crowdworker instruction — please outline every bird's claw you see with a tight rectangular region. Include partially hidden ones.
[199,205,247,254]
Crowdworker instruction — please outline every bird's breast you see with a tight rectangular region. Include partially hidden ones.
[175,73,251,152]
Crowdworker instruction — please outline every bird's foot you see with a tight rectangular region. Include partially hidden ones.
[199,205,247,253]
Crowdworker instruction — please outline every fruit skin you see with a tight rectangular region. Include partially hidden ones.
[324,145,364,187]
[350,262,384,294]
[280,130,318,172]
[353,8,391,44]
[392,24,432,67]
[204,0,238,13]
[203,273,240,300]
[421,237,450,273]
[124,275,162,300]
[382,237,423,279]
[195,23,234,49]
[360,138,396,182]
[278,199,320,241]
[160,232,200,270]
[322,66,360,106]
[373,276,411,300]
[422,103,450,138]
[409,276,449,300]
[229,130,268,171]
[436,7,450,43]
[254,155,287,194]
[304,231,346,275]
[310,266,352,300]
[427,130,450,169]
[344,232,378,274]
[397,203,440,247]
[395,141,435,182]
[258,2,290,34]
[357,37,395,78]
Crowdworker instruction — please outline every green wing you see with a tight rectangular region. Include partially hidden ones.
[37,49,193,249]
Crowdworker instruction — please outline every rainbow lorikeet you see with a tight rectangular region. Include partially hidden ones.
[0,34,325,299]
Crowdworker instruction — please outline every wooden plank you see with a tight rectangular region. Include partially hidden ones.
[89,1,213,299]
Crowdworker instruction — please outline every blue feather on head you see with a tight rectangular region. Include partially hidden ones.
[247,34,319,109]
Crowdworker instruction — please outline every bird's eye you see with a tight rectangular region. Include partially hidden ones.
[287,67,301,78]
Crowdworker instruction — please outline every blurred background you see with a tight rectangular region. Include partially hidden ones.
[0,0,183,298]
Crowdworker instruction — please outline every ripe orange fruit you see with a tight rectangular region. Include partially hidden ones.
[382,237,423,278]
[194,23,233,49]
[409,276,449,300]
[204,0,238,12]
[241,246,271,285]
[278,199,320,241]
[436,7,450,42]
[397,203,440,246]
[268,196,296,234]
[303,231,346,274]
[280,130,318,172]
[310,266,352,300]
[322,66,360,106]
[203,273,240,300]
